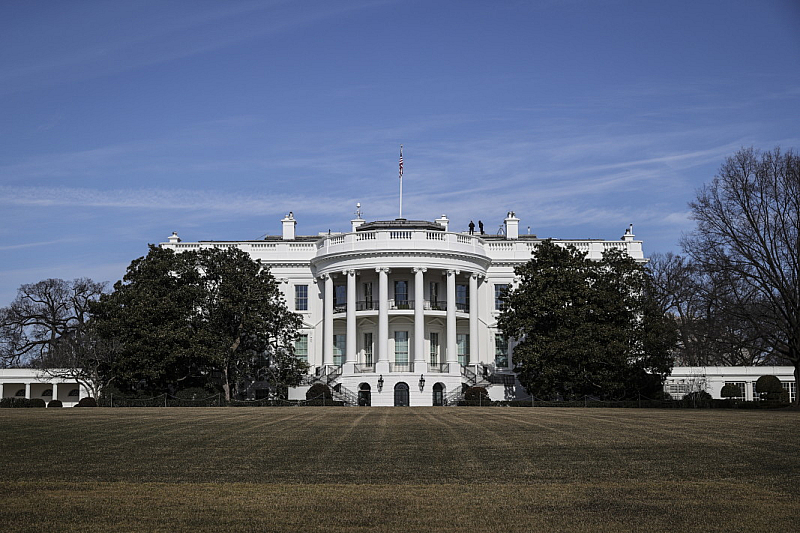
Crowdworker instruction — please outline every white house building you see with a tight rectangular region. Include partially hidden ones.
[160,210,646,406]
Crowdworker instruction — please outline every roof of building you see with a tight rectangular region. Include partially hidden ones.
[355,218,446,232]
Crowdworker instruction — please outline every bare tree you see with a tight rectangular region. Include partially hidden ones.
[649,253,774,366]
[682,147,800,403]
[0,278,106,367]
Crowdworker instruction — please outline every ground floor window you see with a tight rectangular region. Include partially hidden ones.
[333,334,346,366]
[495,334,508,367]
[433,382,444,406]
[724,381,746,399]
[294,334,308,362]
[457,334,469,366]
[394,382,409,406]
[782,381,796,403]
[358,383,371,406]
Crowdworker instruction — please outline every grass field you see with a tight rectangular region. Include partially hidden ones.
[1,407,798,532]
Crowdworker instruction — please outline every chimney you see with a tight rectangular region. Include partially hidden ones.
[282,212,296,240]
[504,211,519,240]
[435,214,449,231]
[621,224,634,242]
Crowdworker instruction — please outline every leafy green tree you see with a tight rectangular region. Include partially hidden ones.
[189,247,305,400]
[91,246,203,394]
[498,240,675,400]
[92,246,306,400]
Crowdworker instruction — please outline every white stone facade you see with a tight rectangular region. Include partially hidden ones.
[0,368,90,407]
[161,211,645,406]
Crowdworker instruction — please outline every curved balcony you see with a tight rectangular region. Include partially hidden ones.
[312,229,490,274]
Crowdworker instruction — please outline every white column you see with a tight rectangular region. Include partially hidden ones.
[446,269,458,371]
[376,267,390,374]
[413,267,427,373]
[52,383,58,404]
[323,274,333,367]
[469,273,479,367]
[25,382,31,399]
[344,269,356,372]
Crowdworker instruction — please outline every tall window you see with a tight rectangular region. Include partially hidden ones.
[363,332,373,365]
[363,282,373,309]
[457,333,469,366]
[495,334,508,367]
[394,331,409,365]
[494,284,509,310]
[294,334,308,362]
[429,282,440,308]
[782,382,797,403]
[333,335,346,366]
[295,285,308,311]
[394,280,408,307]
[334,284,346,311]
[456,284,468,311]
[429,332,439,365]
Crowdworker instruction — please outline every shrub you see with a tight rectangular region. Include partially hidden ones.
[682,390,712,408]
[47,399,63,408]
[461,386,491,406]
[755,375,784,401]
[720,384,742,399]
[306,383,332,401]
[76,397,97,407]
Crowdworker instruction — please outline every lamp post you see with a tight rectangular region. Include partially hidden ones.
[377,375,384,392]
[419,374,425,391]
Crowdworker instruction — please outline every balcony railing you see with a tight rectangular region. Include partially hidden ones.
[389,362,413,373]
[332,299,469,313]
[390,299,413,310]
[354,363,375,373]
[356,300,378,311]
[427,363,449,373]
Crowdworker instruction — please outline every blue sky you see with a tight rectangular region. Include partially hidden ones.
[2,0,799,305]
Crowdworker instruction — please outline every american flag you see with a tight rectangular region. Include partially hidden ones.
[399,146,403,178]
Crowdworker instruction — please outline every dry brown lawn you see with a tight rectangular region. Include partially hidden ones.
[1,407,797,532]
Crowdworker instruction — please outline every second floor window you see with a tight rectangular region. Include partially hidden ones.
[429,332,439,365]
[394,280,408,306]
[334,284,346,311]
[456,284,468,311]
[494,284,509,310]
[295,285,308,311]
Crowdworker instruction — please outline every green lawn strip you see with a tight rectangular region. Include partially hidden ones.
[0,480,796,533]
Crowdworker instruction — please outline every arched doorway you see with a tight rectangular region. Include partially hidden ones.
[358,383,371,406]
[432,383,445,406]
[394,382,409,407]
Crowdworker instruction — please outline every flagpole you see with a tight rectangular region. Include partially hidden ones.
[399,145,404,219]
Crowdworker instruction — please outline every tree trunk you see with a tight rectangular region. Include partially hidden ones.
[222,365,231,402]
